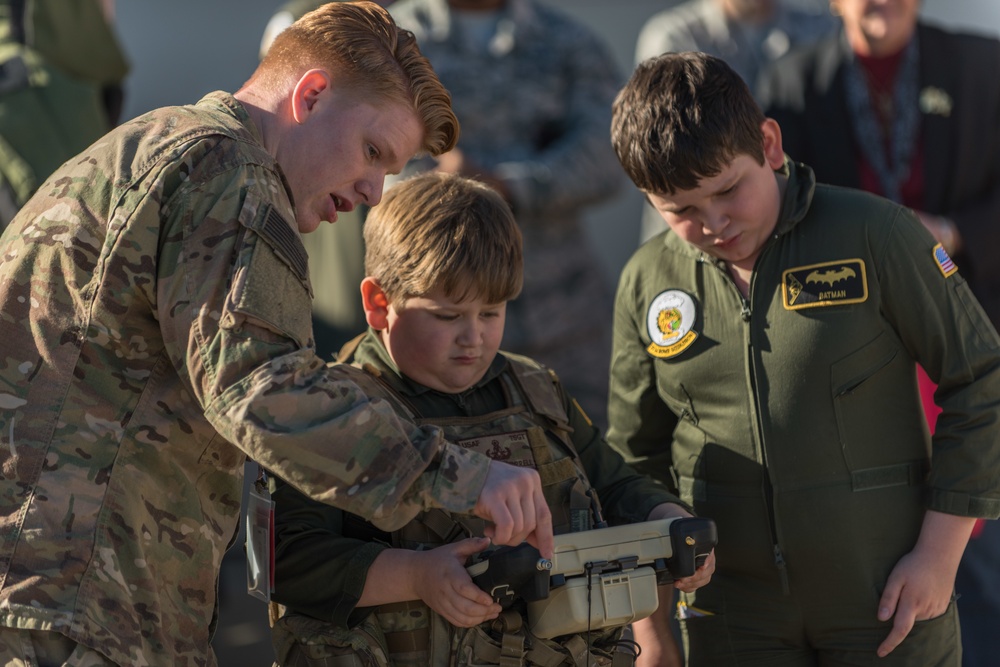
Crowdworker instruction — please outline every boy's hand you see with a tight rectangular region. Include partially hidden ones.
[412,537,501,627]
[646,502,717,593]
[474,461,554,559]
[674,549,716,593]
[875,511,975,657]
[875,547,954,657]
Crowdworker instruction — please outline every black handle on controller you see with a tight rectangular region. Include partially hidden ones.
[468,543,551,608]
[660,517,718,584]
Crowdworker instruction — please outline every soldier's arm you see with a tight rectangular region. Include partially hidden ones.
[154,157,549,536]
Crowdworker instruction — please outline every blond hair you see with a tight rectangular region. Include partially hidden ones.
[254,1,458,155]
[364,173,523,305]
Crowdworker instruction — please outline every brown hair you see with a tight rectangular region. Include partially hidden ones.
[611,51,766,195]
[364,173,523,305]
[255,1,458,155]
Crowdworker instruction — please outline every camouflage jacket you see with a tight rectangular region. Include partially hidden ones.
[0,92,490,666]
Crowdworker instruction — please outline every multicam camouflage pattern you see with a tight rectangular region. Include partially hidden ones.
[389,0,623,429]
[272,612,391,667]
[0,627,118,666]
[0,92,490,666]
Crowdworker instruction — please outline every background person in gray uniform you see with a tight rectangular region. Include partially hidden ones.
[633,0,835,243]
[635,0,836,98]
[388,0,624,431]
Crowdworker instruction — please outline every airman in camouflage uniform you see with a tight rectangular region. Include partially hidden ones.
[0,3,554,665]
[388,0,624,430]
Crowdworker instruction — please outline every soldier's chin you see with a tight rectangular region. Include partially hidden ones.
[297,214,324,234]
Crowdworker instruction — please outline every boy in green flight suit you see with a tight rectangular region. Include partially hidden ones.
[607,51,1000,666]
[267,172,716,667]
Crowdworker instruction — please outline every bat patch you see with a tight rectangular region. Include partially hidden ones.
[783,259,868,310]
[646,289,698,358]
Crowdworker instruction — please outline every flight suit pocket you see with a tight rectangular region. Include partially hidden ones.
[831,332,922,477]
[677,588,736,664]
[661,386,707,482]
[660,385,699,425]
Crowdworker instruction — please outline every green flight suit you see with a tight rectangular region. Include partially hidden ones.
[607,160,1000,665]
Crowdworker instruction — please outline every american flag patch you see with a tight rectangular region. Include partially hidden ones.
[934,243,958,278]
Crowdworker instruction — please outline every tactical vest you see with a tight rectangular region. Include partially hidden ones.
[272,354,632,667]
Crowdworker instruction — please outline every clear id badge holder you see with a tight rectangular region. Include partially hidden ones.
[246,465,275,602]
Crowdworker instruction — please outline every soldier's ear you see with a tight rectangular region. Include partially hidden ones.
[360,277,390,330]
[290,69,331,124]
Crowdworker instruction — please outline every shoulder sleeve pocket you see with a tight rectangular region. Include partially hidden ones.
[227,191,314,349]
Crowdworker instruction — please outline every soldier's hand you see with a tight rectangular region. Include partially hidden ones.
[473,461,554,559]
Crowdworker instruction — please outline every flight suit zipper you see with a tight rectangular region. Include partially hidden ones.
[746,237,790,595]
[705,237,790,595]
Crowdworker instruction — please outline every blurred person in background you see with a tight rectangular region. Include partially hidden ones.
[635,0,836,99]
[388,0,624,432]
[758,1,1000,664]
[0,0,129,230]
[633,0,835,243]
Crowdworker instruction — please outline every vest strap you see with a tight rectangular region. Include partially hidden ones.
[563,635,591,667]
[536,457,579,488]
[420,508,472,543]
[499,633,526,667]
[524,639,568,667]
[383,629,429,655]
[376,601,430,657]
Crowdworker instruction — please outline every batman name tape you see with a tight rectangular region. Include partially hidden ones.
[783,259,868,310]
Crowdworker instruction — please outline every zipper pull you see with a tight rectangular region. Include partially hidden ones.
[774,544,790,595]
[741,301,751,322]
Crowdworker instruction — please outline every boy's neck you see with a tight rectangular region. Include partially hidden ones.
[727,264,752,298]
[726,172,787,299]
